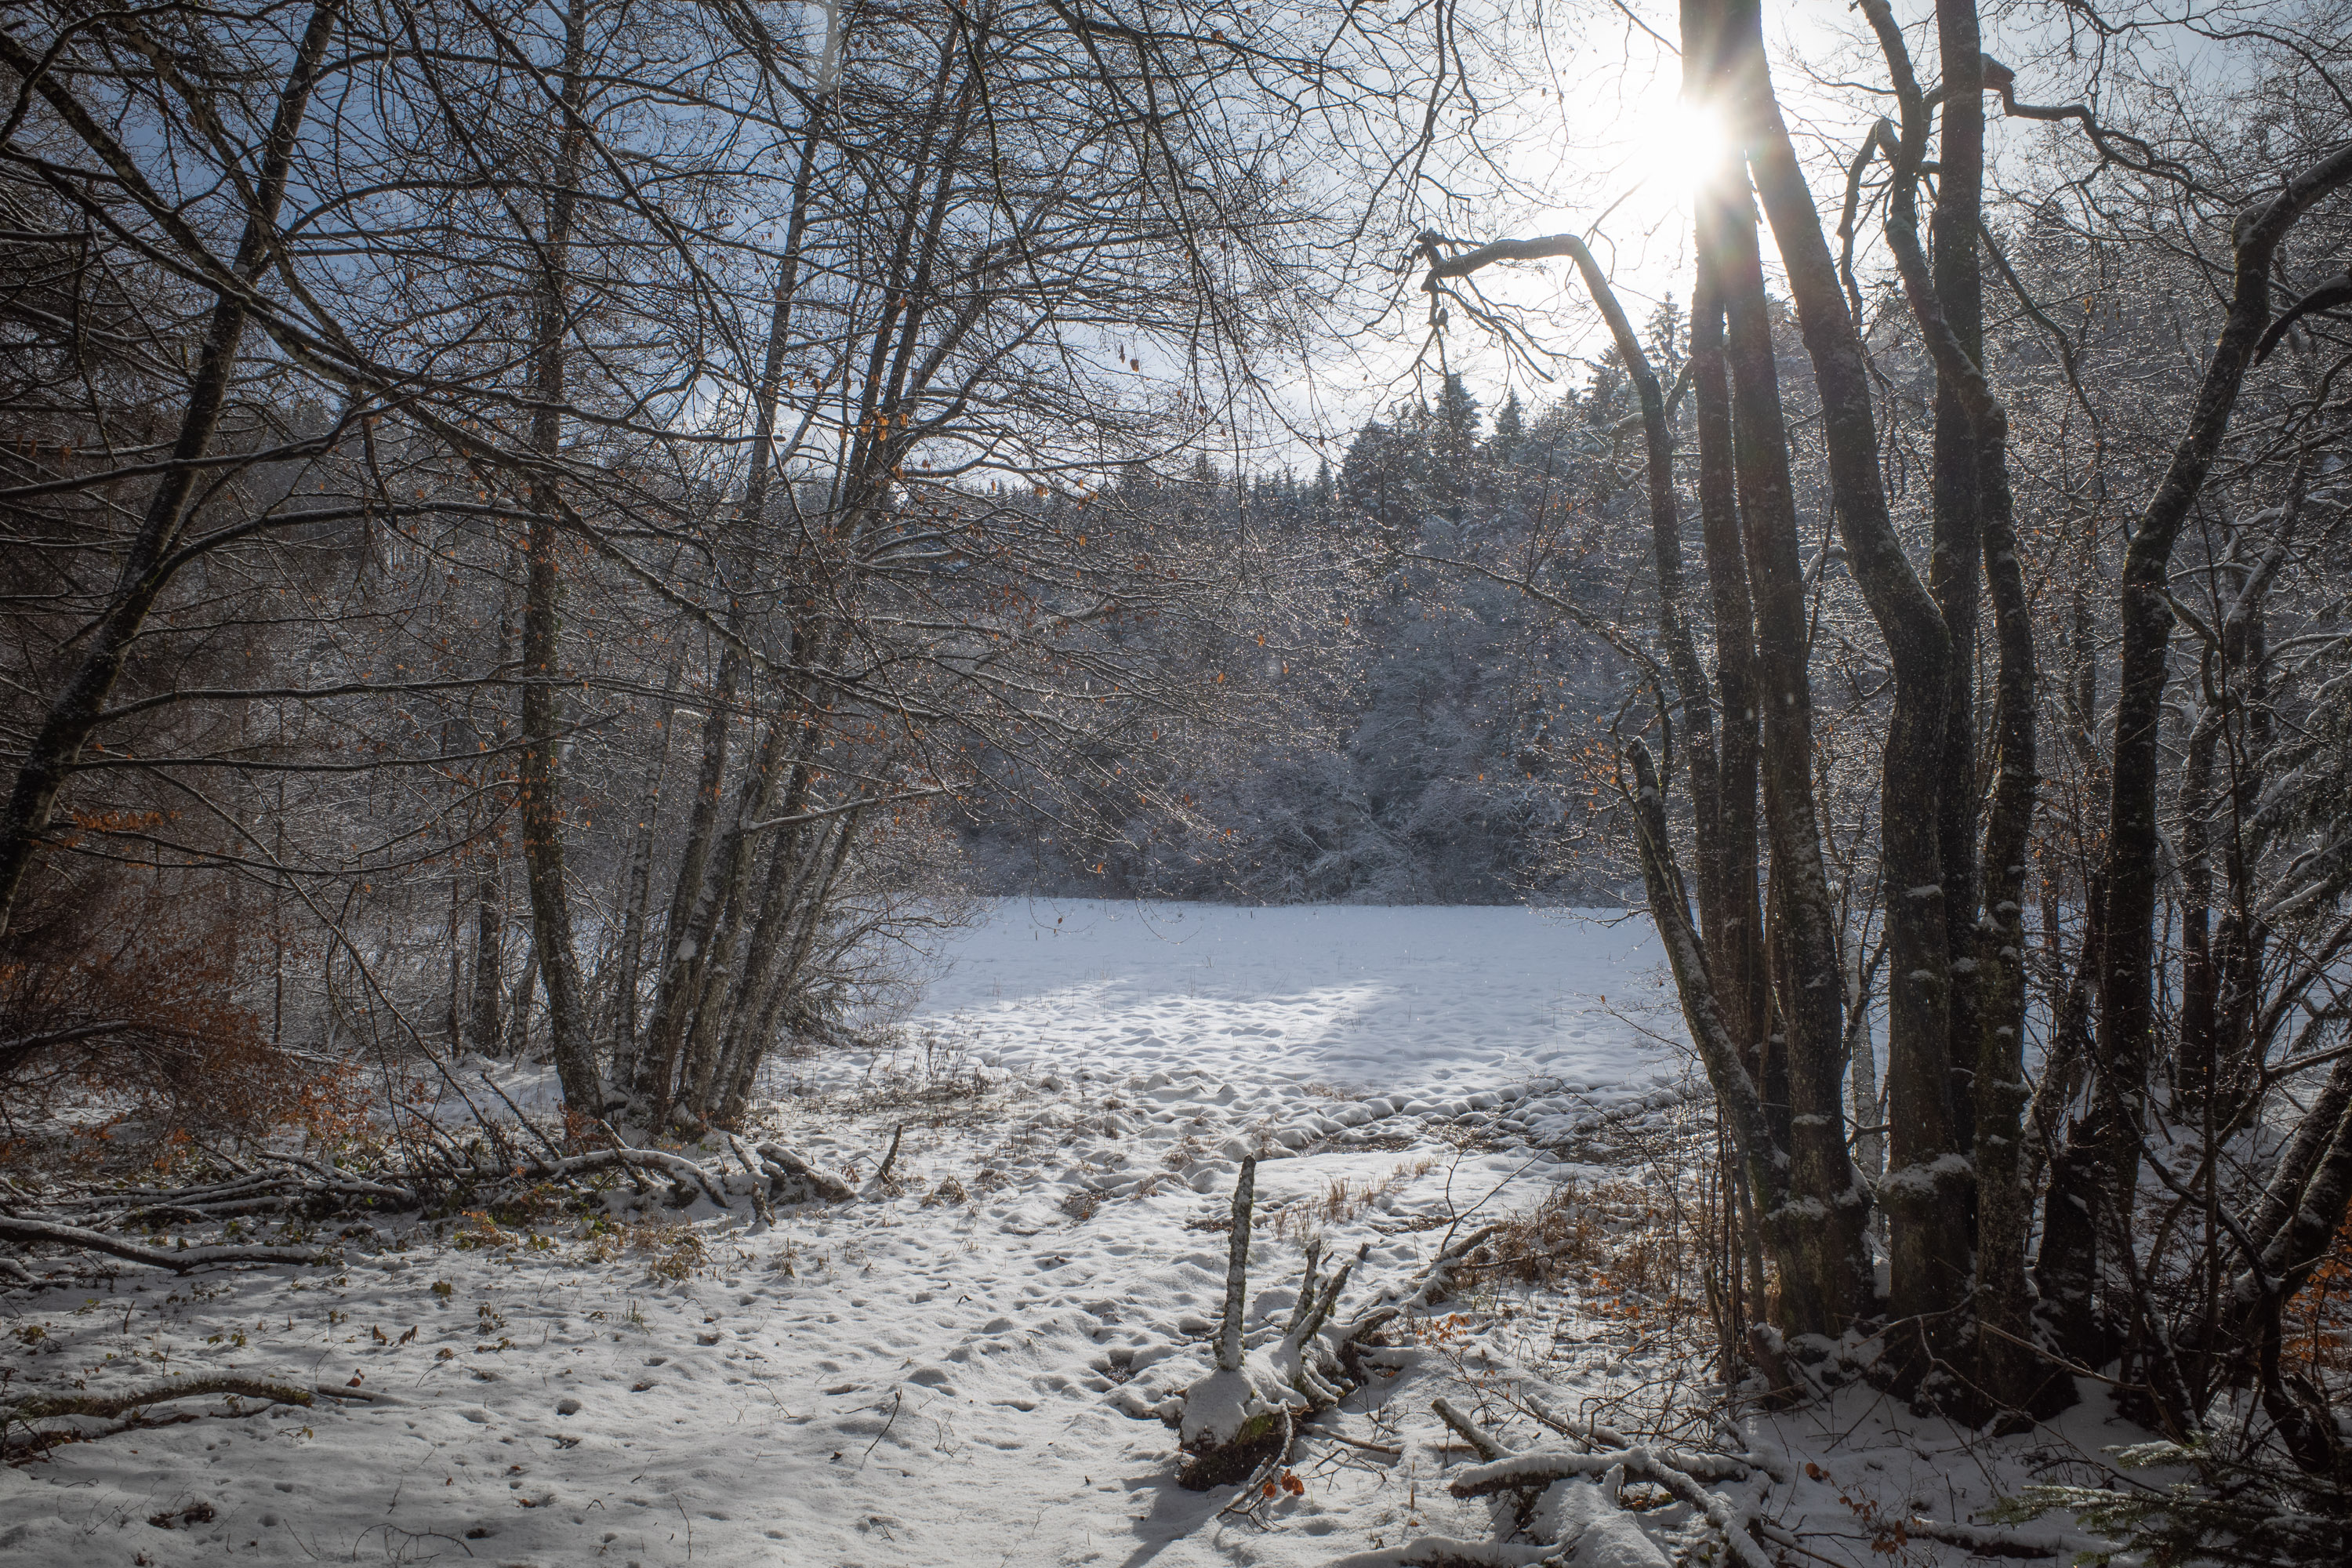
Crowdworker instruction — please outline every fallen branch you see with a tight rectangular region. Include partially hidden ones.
[0,1215,325,1273]
[755,1142,857,1203]
[1904,1515,2125,1559]
[1450,1447,1773,1568]
[533,1147,732,1209]
[1328,1538,1555,1568]
[4,1375,317,1454]
[723,1133,777,1225]
[1344,1224,1504,1348]
[1432,1396,1512,1461]
[5,1376,314,1423]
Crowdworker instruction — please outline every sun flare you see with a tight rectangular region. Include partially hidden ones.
[1615,97,1734,201]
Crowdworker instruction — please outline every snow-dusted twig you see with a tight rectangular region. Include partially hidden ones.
[1903,1514,2125,1559]
[1432,1396,1512,1461]
[1345,1223,1504,1345]
[251,1151,414,1203]
[1520,1391,1619,1450]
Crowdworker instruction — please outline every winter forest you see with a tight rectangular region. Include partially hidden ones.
[5,0,2352,1562]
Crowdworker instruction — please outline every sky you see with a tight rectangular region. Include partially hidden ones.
[1244,0,1885,473]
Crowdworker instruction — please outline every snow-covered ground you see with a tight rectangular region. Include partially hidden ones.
[896,901,1682,1100]
[0,904,2140,1566]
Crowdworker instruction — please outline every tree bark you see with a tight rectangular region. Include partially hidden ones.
[1686,0,1872,1335]
[1628,743,1784,1225]
[604,660,681,1091]
[1929,0,1987,1154]
[1689,274,1769,1071]
[1767,0,1963,1359]
[516,0,601,1120]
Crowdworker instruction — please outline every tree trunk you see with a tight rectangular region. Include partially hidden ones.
[470,857,506,1054]
[645,715,789,1127]
[633,114,827,1116]
[1555,244,1719,895]
[1929,0,1987,1156]
[2179,674,2221,1111]
[604,663,681,1094]
[724,812,862,1121]
[1859,0,2049,1410]
[1781,0,1963,1367]
[1686,0,1872,1330]
[1628,743,1784,1228]
[700,780,825,1117]
[1688,274,1769,1072]
[515,0,601,1119]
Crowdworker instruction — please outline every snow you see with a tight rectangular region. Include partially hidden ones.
[900,901,1681,1102]
[0,902,2136,1566]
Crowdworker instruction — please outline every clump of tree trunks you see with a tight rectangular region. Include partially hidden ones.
[1411,0,2352,1528]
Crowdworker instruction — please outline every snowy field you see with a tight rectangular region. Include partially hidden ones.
[0,904,2133,1566]
[896,901,1682,1099]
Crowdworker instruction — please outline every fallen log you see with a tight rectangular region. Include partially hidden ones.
[2,1375,316,1458]
[5,1375,314,1423]
[0,1215,325,1273]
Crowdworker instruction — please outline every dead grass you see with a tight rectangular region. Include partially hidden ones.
[1312,1156,1441,1225]
[921,1174,968,1207]
[1475,1178,1697,1305]
[582,1215,707,1280]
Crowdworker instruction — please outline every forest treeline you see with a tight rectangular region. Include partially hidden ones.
[978,372,1661,905]
[0,0,1344,1134]
[9,0,2352,1553]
